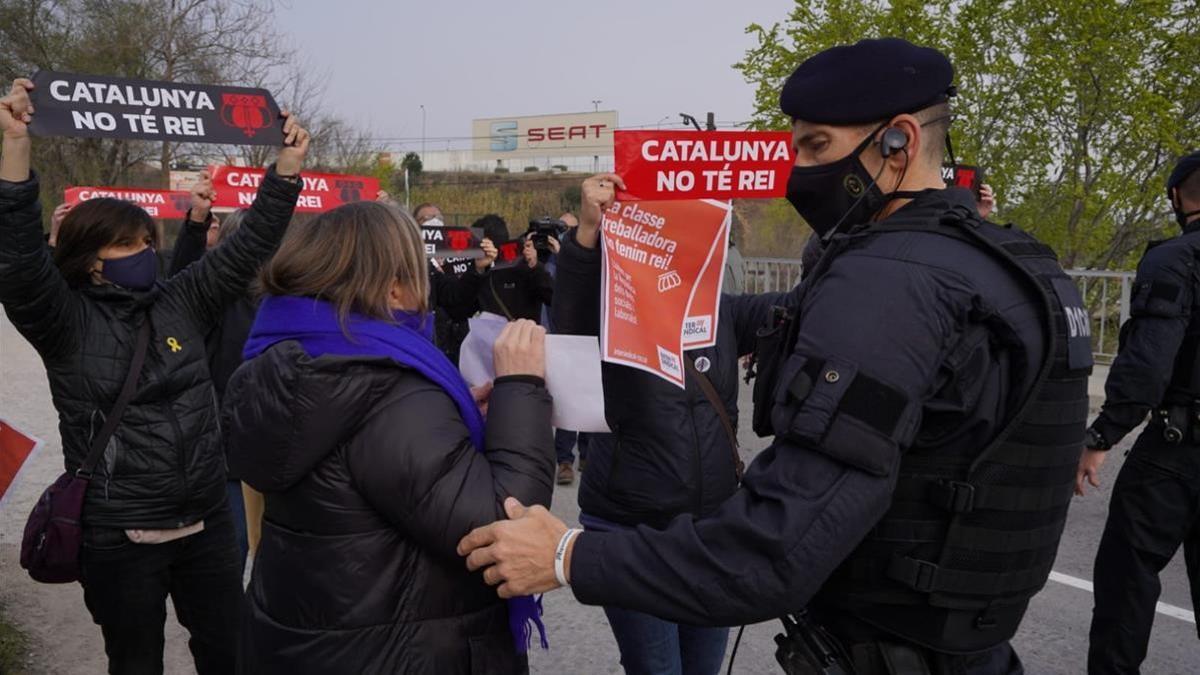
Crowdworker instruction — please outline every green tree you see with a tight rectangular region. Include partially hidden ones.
[736,0,1200,268]
[401,151,423,177]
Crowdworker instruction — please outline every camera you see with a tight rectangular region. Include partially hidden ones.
[524,217,568,263]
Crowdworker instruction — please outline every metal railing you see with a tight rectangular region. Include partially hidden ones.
[743,257,1134,363]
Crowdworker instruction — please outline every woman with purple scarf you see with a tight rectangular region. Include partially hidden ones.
[222,200,555,674]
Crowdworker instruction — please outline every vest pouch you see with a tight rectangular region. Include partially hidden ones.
[751,306,798,438]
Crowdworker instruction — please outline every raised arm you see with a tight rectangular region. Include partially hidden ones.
[0,78,82,360]
[167,174,215,277]
[159,114,308,328]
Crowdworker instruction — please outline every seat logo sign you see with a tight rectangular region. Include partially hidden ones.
[490,121,518,152]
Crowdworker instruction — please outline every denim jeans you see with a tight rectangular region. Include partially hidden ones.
[555,429,590,465]
[80,507,243,675]
[582,513,729,675]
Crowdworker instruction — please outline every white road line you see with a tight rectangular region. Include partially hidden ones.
[1049,571,1195,624]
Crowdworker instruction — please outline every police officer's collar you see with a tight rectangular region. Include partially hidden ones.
[872,186,977,225]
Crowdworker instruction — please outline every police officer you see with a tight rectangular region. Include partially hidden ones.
[1079,151,1200,674]
[457,38,1092,674]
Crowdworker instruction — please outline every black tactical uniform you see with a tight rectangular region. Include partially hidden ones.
[564,39,1092,675]
[1087,151,1200,674]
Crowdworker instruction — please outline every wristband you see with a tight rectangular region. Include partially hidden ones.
[554,528,583,587]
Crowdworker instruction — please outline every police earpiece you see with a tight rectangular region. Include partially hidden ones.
[879,127,909,158]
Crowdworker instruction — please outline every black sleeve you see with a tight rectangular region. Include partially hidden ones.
[569,253,953,626]
[1091,242,1194,446]
[346,378,555,564]
[0,173,82,361]
[168,215,210,277]
[528,263,554,307]
[158,166,300,329]
[551,228,602,337]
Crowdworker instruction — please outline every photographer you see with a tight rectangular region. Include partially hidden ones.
[476,214,554,323]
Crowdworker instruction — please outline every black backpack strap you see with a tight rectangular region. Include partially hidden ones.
[77,318,151,479]
[685,356,745,481]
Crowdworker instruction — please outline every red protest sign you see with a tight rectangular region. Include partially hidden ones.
[208,166,380,213]
[64,186,192,220]
[0,419,42,505]
[601,200,730,387]
[614,130,793,201]
[682,215,729,350]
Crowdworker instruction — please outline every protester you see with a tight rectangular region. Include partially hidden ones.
[168,201,255,567]
[475,213,554,323]
[222,200,554,674]
[459,39,1090,675]
[0,77,309,674]
[1079,151,1200,674]
[547,173,794,672]
[413,201,442,224]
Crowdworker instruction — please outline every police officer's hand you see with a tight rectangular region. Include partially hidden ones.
[458,497,570,598]
[1075,448,1108,496]
[578,173,626,250]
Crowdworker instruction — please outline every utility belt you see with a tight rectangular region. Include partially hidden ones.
[775,612,935,675]
[1151,401,1200,445]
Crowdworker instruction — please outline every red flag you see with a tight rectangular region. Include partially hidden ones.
[0,419,41,504]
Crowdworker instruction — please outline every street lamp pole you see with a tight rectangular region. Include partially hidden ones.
[592,99,602,112]
[419,104,426,162]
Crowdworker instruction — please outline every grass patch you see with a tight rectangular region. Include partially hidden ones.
[0,600,29,675]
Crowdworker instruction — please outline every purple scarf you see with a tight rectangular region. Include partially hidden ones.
[243,295,548,653]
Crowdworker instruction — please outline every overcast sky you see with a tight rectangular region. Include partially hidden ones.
[275,0,795,153]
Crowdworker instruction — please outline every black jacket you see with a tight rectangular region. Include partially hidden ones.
[430,258,483,363]
[552,230,788,528]
[223,341,555,674]
[1090,227,1200,447]
[0,169,300,529]
[480,262,553,323]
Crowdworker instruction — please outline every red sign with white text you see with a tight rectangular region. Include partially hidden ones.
[682,215,729,350]
[208,165,380,213]
[0,419,41,505]
[601,199,731,387]
[64,186,192,220]
[614,130,794,201]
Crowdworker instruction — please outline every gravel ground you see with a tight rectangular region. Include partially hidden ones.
[1,311,1196,674]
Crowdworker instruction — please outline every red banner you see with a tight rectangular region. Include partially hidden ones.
[64,186,192,220]
[0,419,41,505]
[208,165,380,213]
[614,130,794,201]
[601,200,731,387]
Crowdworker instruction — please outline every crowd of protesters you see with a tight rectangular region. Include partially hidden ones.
[1,29,1196,675]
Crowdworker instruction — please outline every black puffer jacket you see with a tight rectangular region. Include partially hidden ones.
[0,169,300,529]
[224,341,554,674]
[553,230,795,528]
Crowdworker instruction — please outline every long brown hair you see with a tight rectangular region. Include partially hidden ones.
[54,199,160,287]
[260,201,430,325]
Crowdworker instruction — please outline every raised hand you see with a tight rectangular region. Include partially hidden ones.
[275,111,310,177]
[190,171,215,223]
[577,173,625,249]
[0,78,35,182]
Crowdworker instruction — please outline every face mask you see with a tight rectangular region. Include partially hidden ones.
[100,247,158,291]
[786,126,889,240]
[1175,206,1200,230]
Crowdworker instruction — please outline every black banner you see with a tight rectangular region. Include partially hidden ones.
[942,163,985,199]
[28,71,284,146]
[422,226,486,260]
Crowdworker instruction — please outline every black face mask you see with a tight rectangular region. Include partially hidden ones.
[100,247,158,291]
[1175,206,1200,230]
[786,126,890,240]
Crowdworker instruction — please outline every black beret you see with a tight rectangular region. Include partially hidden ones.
[779,38,955,125]
[1167,151,1200,195]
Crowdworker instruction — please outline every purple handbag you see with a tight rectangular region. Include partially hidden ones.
[20,319,150,584]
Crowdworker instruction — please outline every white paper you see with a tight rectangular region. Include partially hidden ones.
[545,335,610,433]
[458,313,610,433]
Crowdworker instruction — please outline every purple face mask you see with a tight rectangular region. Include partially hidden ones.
[100,247,158,291]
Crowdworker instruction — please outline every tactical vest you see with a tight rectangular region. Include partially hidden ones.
[752,204,1092,653]
[1145,233,1200,406]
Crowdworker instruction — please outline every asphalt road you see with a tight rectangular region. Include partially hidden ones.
[1,312,1196,674]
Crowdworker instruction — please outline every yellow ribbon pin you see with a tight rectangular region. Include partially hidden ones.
[166,337,182,353]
